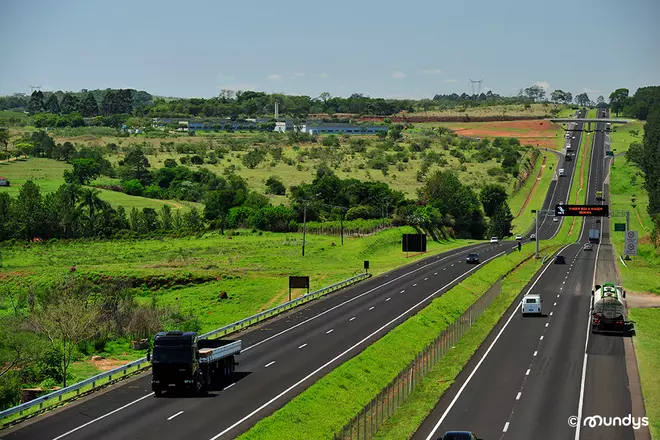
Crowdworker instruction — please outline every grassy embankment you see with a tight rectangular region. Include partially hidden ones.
[0,227,477,380]
[628,309,660,439]
[607,120,659,439]
[239,241,563,440]
[606,121,658,293]
[0,157,199,212]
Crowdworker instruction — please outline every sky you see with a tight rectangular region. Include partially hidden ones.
[1,0,659,101]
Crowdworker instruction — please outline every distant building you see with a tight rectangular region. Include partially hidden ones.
[0,176,10,187]
[274,121,387,135]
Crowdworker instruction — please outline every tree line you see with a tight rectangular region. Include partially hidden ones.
[609,86,660,120]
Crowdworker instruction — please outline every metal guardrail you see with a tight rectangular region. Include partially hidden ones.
[0,272,371,423]
[541,254,550,264]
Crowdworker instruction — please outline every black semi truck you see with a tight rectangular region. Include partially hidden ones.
[151,331,241,396]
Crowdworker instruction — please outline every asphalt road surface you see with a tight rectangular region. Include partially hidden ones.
[414,109,637,440]
[4,241,520,440]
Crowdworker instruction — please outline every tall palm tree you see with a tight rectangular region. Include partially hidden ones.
[59,183,82,238]
[79,188,104,237]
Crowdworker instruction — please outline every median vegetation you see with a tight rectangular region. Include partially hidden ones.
[238,243,554,440]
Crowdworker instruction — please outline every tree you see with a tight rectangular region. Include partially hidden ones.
[0,128,9,157]
[609,88,629,116]
[159,205,173,231]
[204,190,236,233]
[79,188,105,237]
[597,95,605,104]
[80,92,99,117]
[14,180,44,239]
[44,94,61,114]
[564,92,573,105]
[489,201,514,238]
[524,85,546,102]
[164,158,177,168]
[60,93,80,114]
[389,124,404,140]
[0,317,42,380]
[480,184,508,217]
[265,176,286,195]
[27,91,45,114]
[575,93,590,107]
[32,281,100,387]
[550,90,566,104]
[121,147,151,184]
[64,158,101,185]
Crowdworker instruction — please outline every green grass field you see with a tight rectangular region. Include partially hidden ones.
[510,152,558,234]
[628,308,660,439]
[607,121,659,293]
[238,244,552,440]
[0,227,477,333]
[0,157,197,212]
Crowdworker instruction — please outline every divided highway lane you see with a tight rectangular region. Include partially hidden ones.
[414,109,618,440]
[527,109,587,241]
[578,109,635,440]
[5,241,516,440]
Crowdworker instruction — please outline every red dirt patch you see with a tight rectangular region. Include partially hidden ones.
[91,358,131,371]
[449,120,560,141]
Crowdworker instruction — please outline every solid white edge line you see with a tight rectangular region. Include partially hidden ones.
[240,244,487,353]
[423,245,569,440]
[223,383,235,390]
[52,393,154,440]
[167,411,184,421]
[209,251,506,440]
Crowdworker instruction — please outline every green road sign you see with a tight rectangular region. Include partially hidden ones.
[614,223,626,231]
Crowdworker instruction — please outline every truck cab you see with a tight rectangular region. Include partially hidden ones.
[521,294,543,316]
[151,331,201,395]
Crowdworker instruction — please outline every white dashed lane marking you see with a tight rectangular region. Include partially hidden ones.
[326,329,334,334]
[167,411,184,421]
[298,344,307,349]
[349,317,356,321]
[264,361,275,368]
[369,306,375,311]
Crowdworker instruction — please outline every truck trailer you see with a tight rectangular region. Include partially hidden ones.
[591,283,633,334]
[588,228,600,243]
[151,331,241,396]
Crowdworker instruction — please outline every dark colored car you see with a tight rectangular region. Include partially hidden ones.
[555,255,566,264]
[466,253,480,264]
[440,431,482,440]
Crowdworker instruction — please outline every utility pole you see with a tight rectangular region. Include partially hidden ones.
[532,209,539,259]
[340,212,344,245]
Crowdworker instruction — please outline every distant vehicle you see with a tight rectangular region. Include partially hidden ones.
[553,217,559,222]
[440,432,482,440]
[572,136,576,139]
[566,153,573,161]
[565,133,570,139]
[566,144,572,150]
[555,255,566,264]
[589,228,600,243]
[151,331,241,397]
[0,177,9,187]
[558,200,564,205]
[521,293,543,316]
[515,235,523,241]
[529,233,536,241]
[466,253,480,264]
[490,237,499,244]
[583,243,593,251]
[591,283,633,334]
[558,168,566,177]
[596,190,603,200]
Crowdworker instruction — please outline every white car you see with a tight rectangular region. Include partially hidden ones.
[553,217,559,222]
[521,294,543,316]
[490,237,499,244]
[529,233,536,241]
[515,235,523,241]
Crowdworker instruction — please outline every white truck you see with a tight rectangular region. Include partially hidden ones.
[591,283,634,334]
[521,293,543,316]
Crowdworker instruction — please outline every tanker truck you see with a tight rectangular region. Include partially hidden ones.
[591,283,634,334]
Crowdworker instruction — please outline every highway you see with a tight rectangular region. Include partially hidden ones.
[4,240,517,440]
[2,112,586,440]
[528,109,587,241]
[414,109,638,440]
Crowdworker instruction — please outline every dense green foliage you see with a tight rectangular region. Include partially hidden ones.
[626,106,660,244]
[609,86,660,120]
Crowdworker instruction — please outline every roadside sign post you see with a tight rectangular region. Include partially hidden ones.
[625,230,638,258]
[614,223,626,232]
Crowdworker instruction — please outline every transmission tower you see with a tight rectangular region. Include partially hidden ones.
[29,85,42,93]
[469,79,483,98]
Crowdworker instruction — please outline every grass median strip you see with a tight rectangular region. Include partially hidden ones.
[238,245,549,440]
[373,248,553,440]
[628,308,660,438]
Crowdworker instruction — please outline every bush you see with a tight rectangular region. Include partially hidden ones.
[265,176,286,195]
[122,179,144,196]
